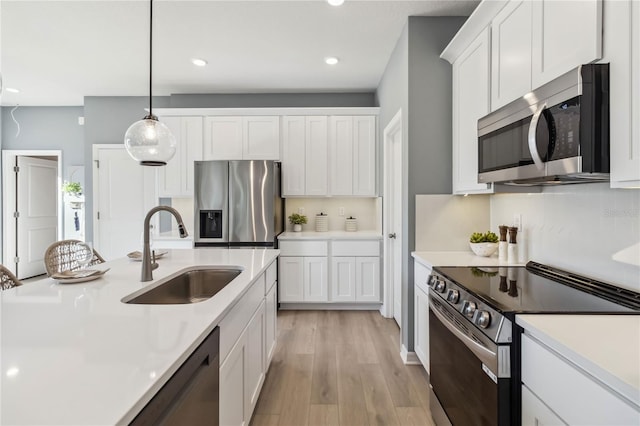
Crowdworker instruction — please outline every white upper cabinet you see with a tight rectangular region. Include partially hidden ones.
[203,116,279,160]
[203,116,243,160]
[305,116,329,196]
[605,0,640,188]
[329,115,376,197]
[157,116,203,197]
[352,116,377,196]
[243,116,280,159]
[281,116,306,196]
[491,0,603,111]
[452,27,493,194]
[329,116,354,196]
[491,0,532,110]
[531,0,602,89]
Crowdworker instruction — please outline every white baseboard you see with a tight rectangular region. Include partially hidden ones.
[400,345,421,365]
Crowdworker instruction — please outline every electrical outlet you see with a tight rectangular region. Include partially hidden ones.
[298,207,305,215]
[339,207,345,216]
[513,214,522,229]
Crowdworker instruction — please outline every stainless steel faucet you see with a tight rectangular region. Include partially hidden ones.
[141,206,189,282]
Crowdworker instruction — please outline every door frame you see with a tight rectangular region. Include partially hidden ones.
[381,109,403,320]
[1,150,63,273]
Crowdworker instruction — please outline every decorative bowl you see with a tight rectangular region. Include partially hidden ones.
[469,242,498,257]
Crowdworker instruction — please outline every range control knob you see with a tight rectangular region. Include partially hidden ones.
[476,311,491,329]
[427,275,436,287]
[462,300,477,318]
[446,289,460,304]
[434,280,446,293]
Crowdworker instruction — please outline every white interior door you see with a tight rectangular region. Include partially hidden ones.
[383,110,403,328]
[16,156,58,279]
[94,146,155,260]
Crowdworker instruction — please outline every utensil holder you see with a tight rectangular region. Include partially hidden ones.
[345,218,357,232]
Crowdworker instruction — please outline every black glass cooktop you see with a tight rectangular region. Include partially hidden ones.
[434,263,640,317]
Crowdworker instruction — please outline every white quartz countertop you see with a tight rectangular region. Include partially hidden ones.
[412,251,525,268]
[517,314,640,409]
[279,231,383,240]
[0,248,279,426]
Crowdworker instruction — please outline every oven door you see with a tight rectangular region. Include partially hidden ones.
[429,295,510,426]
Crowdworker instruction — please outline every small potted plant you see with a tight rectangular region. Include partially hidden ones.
[62,181,83,197]
[288,213,307,232]
[469,231,499,257]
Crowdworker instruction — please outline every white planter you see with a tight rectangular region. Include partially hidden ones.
[293,224,302,232]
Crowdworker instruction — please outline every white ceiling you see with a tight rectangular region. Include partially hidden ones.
[1,0,477,106]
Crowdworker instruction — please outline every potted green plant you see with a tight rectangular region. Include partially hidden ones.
[288,213,307,232]
[469,231,499,257]
[62,181,83,197]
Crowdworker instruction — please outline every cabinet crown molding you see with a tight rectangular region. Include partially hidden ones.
[153,107,380,117]
[440,0,509,64]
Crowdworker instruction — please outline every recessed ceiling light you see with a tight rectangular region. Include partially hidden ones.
[191,58,208,67]
[327,0,345,6]
[6,87,19,93]
[325,57,339,65]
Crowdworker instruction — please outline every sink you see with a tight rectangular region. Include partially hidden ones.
[124,268,242,304]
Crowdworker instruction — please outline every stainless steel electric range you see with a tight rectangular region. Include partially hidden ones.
[426,261,640,426]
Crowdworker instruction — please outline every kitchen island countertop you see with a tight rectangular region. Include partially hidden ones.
[0,248,279,426]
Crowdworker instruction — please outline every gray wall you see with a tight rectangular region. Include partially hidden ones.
[375,16,465,352]
[170,93,376,108]
[1,106,85,171]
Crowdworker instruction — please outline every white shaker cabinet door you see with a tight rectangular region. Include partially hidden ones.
[522,385,566,426]
[156,116,182,197]
[244,301,266,422]
[331,257,356,302]
[414,261,431,371]
[329,116,354,196]
[278,257,304,302]
[265,281,277,365]
[281,116,306,196]
[304,116,328,196]
[303,256,328,302]
[219,336,245,426]
[352,116,376,196]
[242,116,280,160]
[157,116,203,197]
[355,257,380,302]
[531,0,602,90]
[452,27,493,194]
[203,116,243,160]
[491,0,533,110]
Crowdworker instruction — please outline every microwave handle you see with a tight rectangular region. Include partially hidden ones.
[527,103,547,170]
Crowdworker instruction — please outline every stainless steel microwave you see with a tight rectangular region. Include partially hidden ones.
[477,64,609,186]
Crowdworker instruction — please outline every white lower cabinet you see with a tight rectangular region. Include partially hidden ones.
[413,261,432,372]
[330,256,379,302]
[303,257,329,302]
[279,239,382,305]
[522,385,565,426]
[219,260,277,426]
[521,333,639,425]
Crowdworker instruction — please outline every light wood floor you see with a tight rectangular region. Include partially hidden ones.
[250,310,435,426]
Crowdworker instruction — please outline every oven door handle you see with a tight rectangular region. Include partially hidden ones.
[528,102,547,171]
[429,299,497,372]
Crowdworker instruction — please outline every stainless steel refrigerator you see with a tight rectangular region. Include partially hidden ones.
[194,161,283,247]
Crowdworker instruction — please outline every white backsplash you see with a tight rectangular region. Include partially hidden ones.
[284,198,382,232]
[415,195,490,251]
[490,183,640,292]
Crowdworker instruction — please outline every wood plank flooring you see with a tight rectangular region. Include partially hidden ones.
[251,310,435,426]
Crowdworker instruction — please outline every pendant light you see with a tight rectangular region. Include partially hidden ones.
[124,0,176,166]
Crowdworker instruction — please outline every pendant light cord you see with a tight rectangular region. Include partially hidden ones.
[149,0,153,116]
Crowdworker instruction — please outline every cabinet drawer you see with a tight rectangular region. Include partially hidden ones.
[522,334,639,425]
[279,240,328,256]
[265,260,277,293]
[219,273,265,364]
[331,240,380,257]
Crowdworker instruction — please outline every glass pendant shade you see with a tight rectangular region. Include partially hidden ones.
[124,115,176,166]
